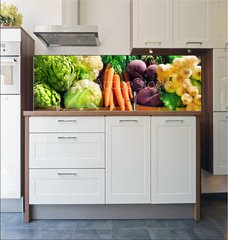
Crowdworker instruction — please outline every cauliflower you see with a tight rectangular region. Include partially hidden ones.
[77,56,103,79]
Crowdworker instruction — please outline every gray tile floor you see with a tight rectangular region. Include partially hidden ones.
[1,199,227,240]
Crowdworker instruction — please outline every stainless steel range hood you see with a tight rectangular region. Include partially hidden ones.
[33,0,99,47]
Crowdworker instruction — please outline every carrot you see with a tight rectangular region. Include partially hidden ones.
[104,67,114,107]
[109,89,115,111]
[122,70,133,99]
[121,81,133,111]
[113,74,125,111]
[126,81,133,99]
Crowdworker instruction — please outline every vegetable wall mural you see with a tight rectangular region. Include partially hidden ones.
[33,55,202,111]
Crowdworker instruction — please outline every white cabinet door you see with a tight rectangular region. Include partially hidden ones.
[173,0,213,48]
[29,169,105,204]
[212,0,228,48]
[132,0,173,48]
[151,117,196,203]
[0,95,21,198]
[106,117,150,204]
[213,49,228,111]
[29,133,104,168]
[213,112,228,175]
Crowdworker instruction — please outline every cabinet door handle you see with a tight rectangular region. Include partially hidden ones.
[225,42,228,47]
[57,172,77,176]
[186,41,203,45]
[57,136,77,140]
[165,119,184,123]
[145,41,161,45]
[57,119,77,123]
[119,120,138,123]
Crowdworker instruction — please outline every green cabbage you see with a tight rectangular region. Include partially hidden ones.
[64,79,102,109]
[34,83,61,109]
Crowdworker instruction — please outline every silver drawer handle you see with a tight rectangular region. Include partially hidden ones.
[119,120,138,123]
[58,119,77,123]
[186,41,203,45]
[145,41,161,45]
[165,120,184,123]
[57,136,77,140]
[57,172,77,176]
[1,59,17,63]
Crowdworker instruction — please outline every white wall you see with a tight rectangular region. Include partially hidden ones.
[3,0,227,193]
[3,0,62,54]
[4,0,130,55]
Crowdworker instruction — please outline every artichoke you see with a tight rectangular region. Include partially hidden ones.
[34,83,61,109]
[34,56,50,83]
[47,56,76,92]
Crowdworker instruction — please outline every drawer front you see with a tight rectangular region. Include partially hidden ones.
[29,133,104,168]
[29,169,105,204]
[29,117,104,133]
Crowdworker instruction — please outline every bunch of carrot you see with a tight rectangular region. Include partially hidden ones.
[103,65,133,111]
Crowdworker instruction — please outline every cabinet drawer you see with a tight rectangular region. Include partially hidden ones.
[29,133,104,168]
[29,117,104,133]
[29,169,105,204]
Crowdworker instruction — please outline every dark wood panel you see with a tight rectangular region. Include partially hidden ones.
[20,28,34,206]
[131,48,210,56]
[200,50,213,173]
[24,117,30,223]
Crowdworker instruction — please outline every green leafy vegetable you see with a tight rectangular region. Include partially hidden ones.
[64,79,102,109]
[160,91,183,110]
[102,55,127,73]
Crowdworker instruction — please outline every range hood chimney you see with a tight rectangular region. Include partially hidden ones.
[33,0,99,47]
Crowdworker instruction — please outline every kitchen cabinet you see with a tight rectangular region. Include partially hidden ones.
[212,0,228,48]
[28,116,105,204]
[29,169,105,204]
[131,0,213,49]
[0,95,21,198]
[106,116,150,204]
[173,0,213,48]
[131,0,173,48]
[24,112,201,222]
[213,112,228,175]
[213,49,228,111]
[151,116,196,203]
